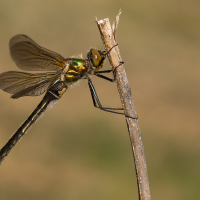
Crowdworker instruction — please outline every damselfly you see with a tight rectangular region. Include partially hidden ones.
[0,35,135,164]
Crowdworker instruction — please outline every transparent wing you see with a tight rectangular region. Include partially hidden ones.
[10,35,67,71]
[0,71,61,98]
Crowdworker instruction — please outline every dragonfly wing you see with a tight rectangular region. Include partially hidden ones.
[0,71,60,98]
[10,35,67,71]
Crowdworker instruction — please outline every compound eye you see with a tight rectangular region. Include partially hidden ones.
[91,49,102,67]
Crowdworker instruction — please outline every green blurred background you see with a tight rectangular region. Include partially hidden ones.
[0,0,200,199]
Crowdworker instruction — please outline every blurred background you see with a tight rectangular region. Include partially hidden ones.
[0,0,200,199]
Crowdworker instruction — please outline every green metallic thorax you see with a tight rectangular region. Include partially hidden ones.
[65,58,89,83]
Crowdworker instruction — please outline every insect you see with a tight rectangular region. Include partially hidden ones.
[0,35,134,164]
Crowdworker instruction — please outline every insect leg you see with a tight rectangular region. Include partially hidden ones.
[94,62,124,82]
[87,77,137,119]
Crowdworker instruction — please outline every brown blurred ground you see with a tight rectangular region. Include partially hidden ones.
[0,0,200,200]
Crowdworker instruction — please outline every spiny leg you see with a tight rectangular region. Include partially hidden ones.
[87,77,137,119]
[94,62,124,82]
[104,44,118,56]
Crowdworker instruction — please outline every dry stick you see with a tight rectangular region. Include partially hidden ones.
[95,17,151,200]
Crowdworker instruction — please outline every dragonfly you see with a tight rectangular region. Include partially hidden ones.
[0,34,135,165]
